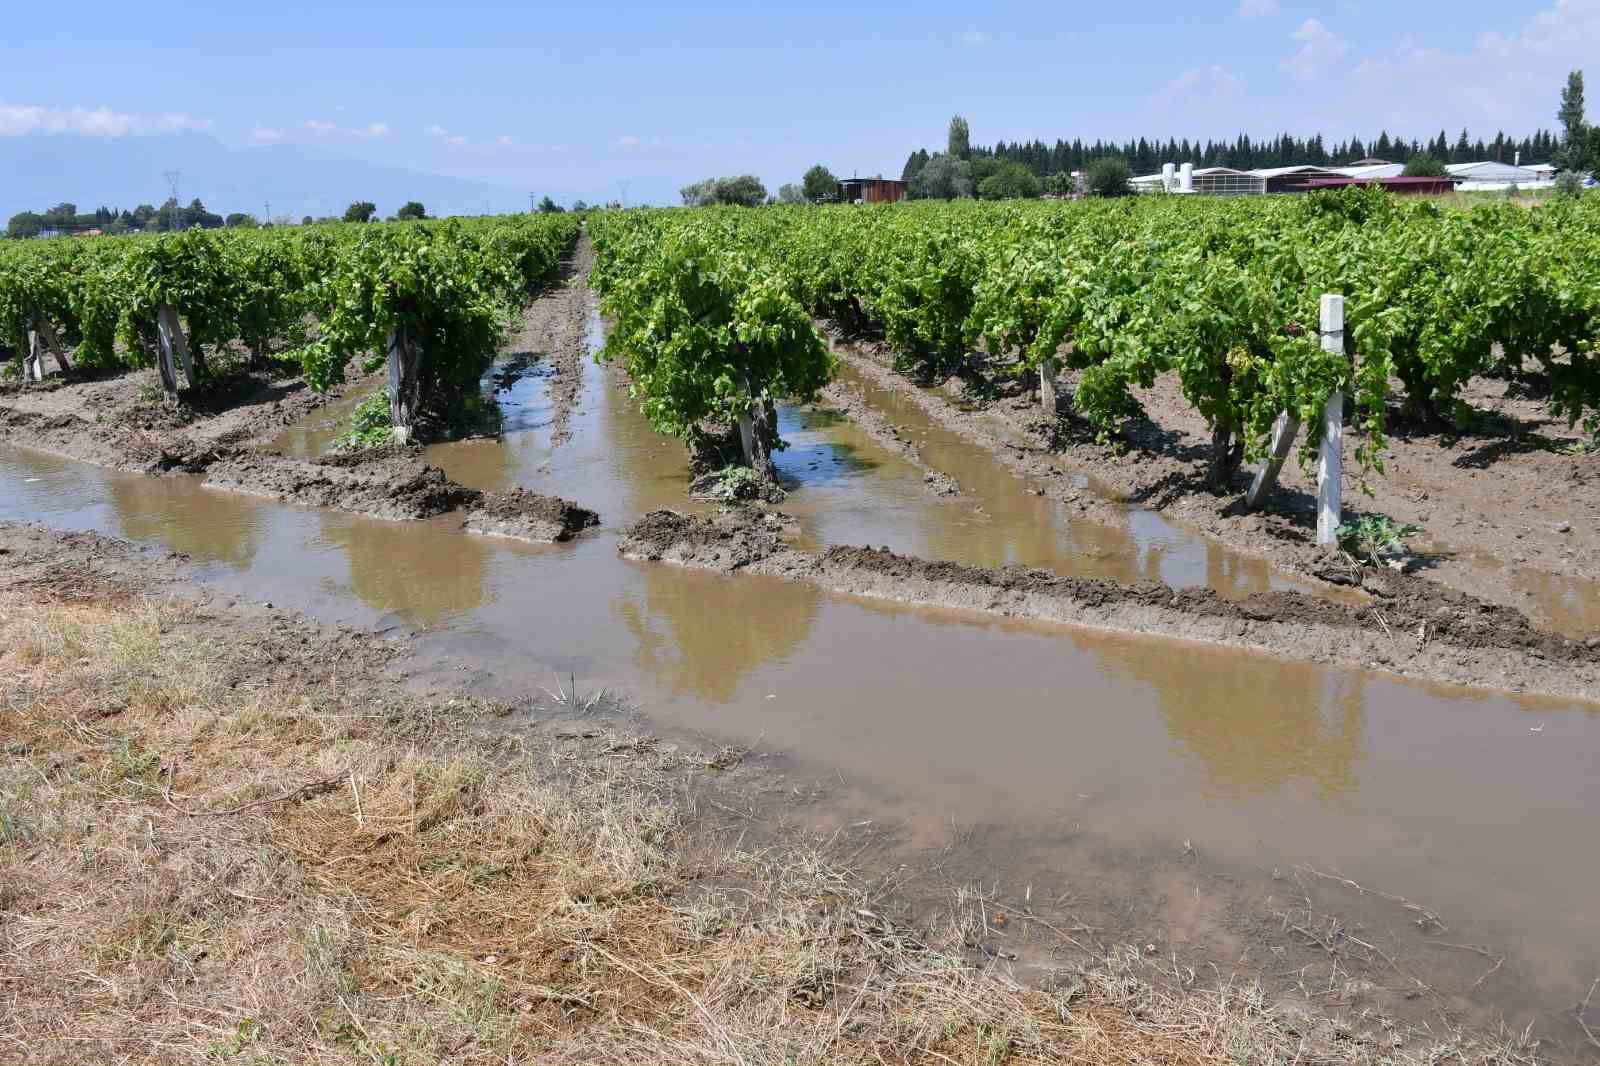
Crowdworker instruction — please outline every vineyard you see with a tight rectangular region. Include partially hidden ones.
[590,191,1600,500]
[0,213,578,437]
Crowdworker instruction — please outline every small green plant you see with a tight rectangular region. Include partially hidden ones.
[334,394,394,451]
[1337,514,1422,568]
[711,464,759,501]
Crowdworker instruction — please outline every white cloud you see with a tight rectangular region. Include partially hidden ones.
[1238,0,1279,18]
[1323,0,1600,135]
[494,134,513,146]
[959,30,989,47]
[1280,18,1348,81]
[0,102,213,138]
[1150,65,1244,111]
[305,118,389,139]
[610,135,643,148]
[423,123,448,137]
[250,126,284,144]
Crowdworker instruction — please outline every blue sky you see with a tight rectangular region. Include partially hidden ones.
[4,0,1598,204]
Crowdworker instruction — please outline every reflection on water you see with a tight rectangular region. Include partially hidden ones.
[1098,636,1365,800]
[106,473,268,568]
[615,563,819,703]
[317,512,496,627]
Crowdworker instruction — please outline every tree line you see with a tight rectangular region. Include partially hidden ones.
[6,198,229,239]
[903,128,1562,188]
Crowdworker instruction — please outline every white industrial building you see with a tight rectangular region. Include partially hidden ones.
[1130,157,1563,196]
[1445,161,1553,191]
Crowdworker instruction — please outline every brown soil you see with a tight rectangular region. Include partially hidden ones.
[825,334,1600,638]
[0,361,340,474]
[819,379,961,496]
[619,508,1600,704]
[464,488,600,542]
[202,452,476,521]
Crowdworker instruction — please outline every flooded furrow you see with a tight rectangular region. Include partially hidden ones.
[3,305,1599,1054]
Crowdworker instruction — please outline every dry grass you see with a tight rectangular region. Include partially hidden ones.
[0,584,1543,1065]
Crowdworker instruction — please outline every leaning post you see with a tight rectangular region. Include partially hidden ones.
[1315,294,1345,549]
[1244,409,1302,510]
[156,305,196,391]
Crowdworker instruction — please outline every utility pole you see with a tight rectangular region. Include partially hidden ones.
[529,192,536,214]
[162,170,181,230]
[617,179,631,206]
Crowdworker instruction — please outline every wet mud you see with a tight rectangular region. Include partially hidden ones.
[201,452,474,521]
[620,508,1600,703]
[463,488,599,542]
[824,331,1600,638]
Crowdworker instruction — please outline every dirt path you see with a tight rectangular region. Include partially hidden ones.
[826,334,1600,638]
[619,507,1600,704]
[503,230,597,450]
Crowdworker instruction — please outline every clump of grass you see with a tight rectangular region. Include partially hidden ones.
[334,393,394,450]
[0,582,1541,1065]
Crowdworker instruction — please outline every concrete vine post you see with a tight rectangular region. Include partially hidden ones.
[153,307,184,397]
[156,304,203,391]
[1244,293,1345,547]
[1316,294,1345,550]
[25,328,44,383]
[386,323,422,444]
[1039,355,1059,414]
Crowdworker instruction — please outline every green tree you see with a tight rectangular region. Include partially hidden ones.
[801,164,837,202]
[1558,69,1592,175]
[343,201,377,223]
[396,201,427,221]
[536,196,565,214]
[224,212,260,228]
[911,154,973,200]
[777,183,805,204]
[1402,153,1447,177]
[680,176,768,207]
[901,148,930,185]
[977,161,1042,200]
[301,215,315,226]
[1084,157,1132,197]
[948,115,971,160]
[1042,171,1076,196]
[6,212,45,239]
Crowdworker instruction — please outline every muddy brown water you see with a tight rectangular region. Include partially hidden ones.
[3,313,1599,1056]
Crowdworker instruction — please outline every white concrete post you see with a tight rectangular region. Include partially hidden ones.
[1244,409,1302,510]
[25,328,44,382]
[157,304,197,389]
[1039,356,1059,413]
[386,324,421,444]
[1316,294,1345,549]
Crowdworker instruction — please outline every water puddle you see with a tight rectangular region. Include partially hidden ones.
[3,309,1599,1054]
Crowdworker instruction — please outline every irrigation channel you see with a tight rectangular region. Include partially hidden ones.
[3,299,1599,1057]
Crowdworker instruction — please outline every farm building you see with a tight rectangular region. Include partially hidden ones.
[1330,162,1405,179]
[837,177,908,204]
[1303,176,1459,196]
[1249,165,1342,193]
[1446,161,1550,191]
[1131,165,1264,195]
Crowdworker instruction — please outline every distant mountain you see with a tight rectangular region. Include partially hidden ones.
[0,133,586,221]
